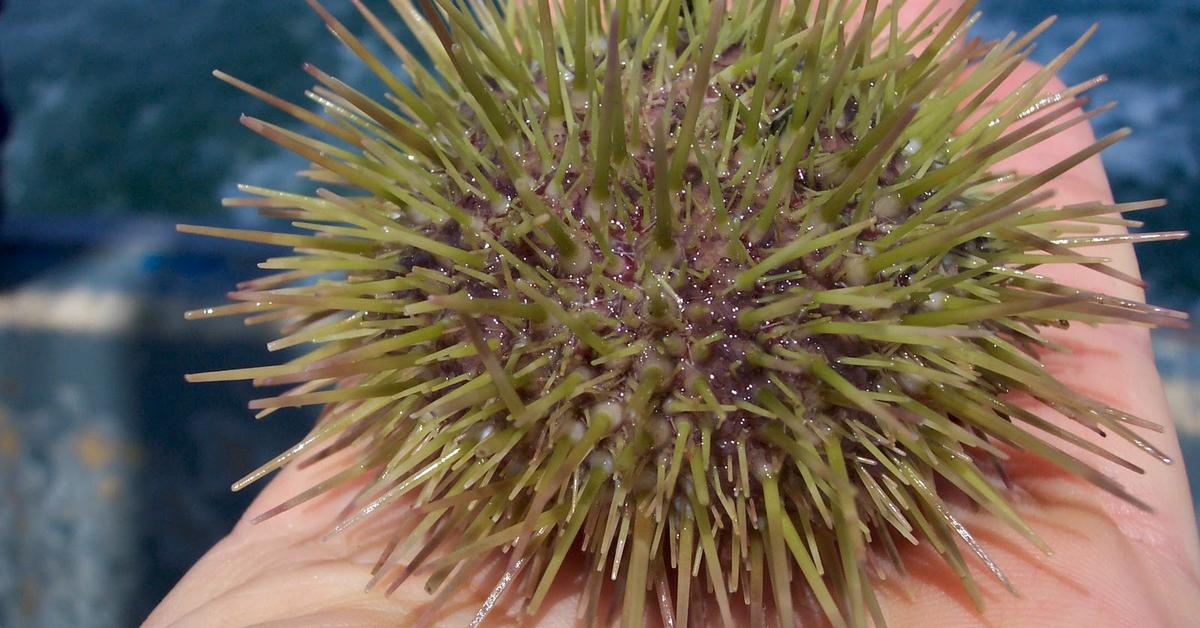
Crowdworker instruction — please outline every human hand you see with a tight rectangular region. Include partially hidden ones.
[145,1,1200,626]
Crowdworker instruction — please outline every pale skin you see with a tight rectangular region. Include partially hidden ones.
[145,1,1200,625]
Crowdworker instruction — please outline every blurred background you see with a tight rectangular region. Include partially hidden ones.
[0,1,1196,626]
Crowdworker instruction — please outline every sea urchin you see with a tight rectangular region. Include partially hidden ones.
[181,1,1188,626]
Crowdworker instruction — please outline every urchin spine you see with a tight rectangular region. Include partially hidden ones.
[181,1,1187,626]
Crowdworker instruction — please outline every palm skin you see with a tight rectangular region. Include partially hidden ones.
[145,2,1200,625]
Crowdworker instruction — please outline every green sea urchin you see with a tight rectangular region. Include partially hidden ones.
[182,1,1188,625]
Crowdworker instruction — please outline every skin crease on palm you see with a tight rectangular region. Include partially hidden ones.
[144,1,1200,626]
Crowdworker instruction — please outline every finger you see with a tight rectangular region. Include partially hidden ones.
[896,0,967,34]
[994,59,1197,557]
[879,58,1200,626]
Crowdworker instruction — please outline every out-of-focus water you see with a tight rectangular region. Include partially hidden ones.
[0,2,1197,627]
[0,1,383,221]
[972,0,1200,309]
[1,0,1197,304]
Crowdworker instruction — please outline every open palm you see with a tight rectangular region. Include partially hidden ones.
[145,1,1200,626]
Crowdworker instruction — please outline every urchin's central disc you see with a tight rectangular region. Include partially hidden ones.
[183,1,1184,626]
[414,40,949,496]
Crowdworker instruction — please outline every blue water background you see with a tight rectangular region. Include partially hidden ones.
[0,1,1197,626]
[2,0,1197,305]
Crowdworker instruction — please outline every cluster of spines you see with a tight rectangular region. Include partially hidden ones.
[181,1,1188,626]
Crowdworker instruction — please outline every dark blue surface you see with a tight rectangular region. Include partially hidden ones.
[0,2,1196,627]
[0,232,318,626]
[974,0,1200,309]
